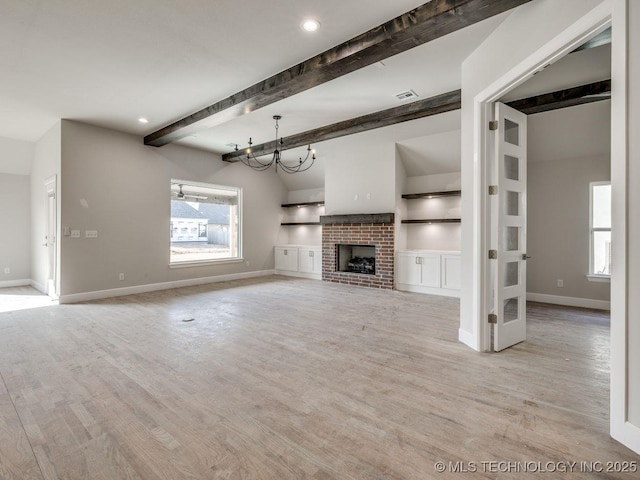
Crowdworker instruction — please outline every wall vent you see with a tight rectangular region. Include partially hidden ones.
[394,89,419,101]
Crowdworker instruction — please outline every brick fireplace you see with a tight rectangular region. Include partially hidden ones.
[320,213,395,289]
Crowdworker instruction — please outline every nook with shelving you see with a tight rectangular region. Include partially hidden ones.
[400,190,461,224]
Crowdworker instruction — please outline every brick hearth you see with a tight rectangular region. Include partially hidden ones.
[321,213,395,289]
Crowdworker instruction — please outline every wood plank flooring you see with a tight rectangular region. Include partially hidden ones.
[0,277,638,479]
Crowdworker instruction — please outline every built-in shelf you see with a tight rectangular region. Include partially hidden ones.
[281,222,322,226]
[281,201,325,208]
[401,219,461,224]
[401,190,461,200]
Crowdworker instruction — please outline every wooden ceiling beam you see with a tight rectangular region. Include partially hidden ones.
[506,79,611,115]
[222,90,461,162]
[145,0,531,147]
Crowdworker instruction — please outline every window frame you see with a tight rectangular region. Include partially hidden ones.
[588,180,611,282]
[169,179,243,268]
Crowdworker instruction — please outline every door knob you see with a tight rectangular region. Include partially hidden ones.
[522,254,531,260]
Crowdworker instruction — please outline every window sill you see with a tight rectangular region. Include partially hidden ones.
[587,274,611,283]
[169,258,244,269]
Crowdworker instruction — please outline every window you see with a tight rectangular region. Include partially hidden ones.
[589,181,611,278]
[170,180,241,265]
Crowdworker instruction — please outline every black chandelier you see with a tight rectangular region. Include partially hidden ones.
[235,115,316,174]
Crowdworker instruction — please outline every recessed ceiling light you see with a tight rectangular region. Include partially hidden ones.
[138,117,149,124]
[301,19,320,32]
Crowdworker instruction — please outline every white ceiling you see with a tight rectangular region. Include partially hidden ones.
[0,0,429,142]
[0,1,612,191]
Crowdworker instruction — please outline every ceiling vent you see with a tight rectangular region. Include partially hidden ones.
[394,89,419,101]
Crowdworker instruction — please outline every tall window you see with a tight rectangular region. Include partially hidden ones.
[589,181,611,277]
[170,180,241,265]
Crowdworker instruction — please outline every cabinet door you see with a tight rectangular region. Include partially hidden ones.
[418,254,441,288]
[441,254,461,290]
[275,247,299,271]
[299,247,321,273]
[396,253,420,285]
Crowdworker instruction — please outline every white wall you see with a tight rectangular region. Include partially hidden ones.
[281,188,324,245]
[0,174,31,284]
[403,172,462,251]
[405,172,461,194]
[459,0,606,348]
[324,141,396,215]
[58,120,286,297]
[527,155,610,302]
[31,122,61,293]
[287,188,324,204]
[0,136,33,175]
[395,149,408,251]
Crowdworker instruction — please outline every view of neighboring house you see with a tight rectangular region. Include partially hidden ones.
[170,201,231,245]
[170,201,208,242]
[196,203,231,246]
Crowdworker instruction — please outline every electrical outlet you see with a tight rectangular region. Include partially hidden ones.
[119,273,125,281]
[557,279,564,287]
[3,267,10,274]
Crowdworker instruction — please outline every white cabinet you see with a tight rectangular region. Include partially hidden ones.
[299,247,322,275]
[396,250,460,297]
[441,254,461,290]
[274,245,322,279]
[275,246,299,272]
[397,252,440,287]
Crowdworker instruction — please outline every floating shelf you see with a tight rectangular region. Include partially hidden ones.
[280,222,322,226]
[401,219,461,224]
[402,190,461,200]
[281,201,325,208]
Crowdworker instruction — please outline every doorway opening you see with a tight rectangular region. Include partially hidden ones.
[44,175,58,300]
[488,33,612,352]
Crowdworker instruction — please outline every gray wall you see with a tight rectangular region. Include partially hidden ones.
[0,173,31,283]
[59,120,286,296]
[527,155,610,301]
[0,136,34,285]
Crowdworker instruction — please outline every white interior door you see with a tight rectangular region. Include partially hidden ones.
[45,176,57,298]
[491,102,527,351]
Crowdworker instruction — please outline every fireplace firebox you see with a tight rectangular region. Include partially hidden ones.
[337,244,375,275]
[321,213,394,289]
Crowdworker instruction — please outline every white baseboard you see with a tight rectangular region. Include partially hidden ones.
[30,280,47,294]
[59,269,275,304]
[527,292,610,311]
[0,279,31,288]
[31,280,45,293]
[612,421,640,456]
[458,328,477,351]
[396,283,460,298]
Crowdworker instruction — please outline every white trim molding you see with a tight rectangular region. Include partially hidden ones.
[0,279,31,289]
[527,293,610,311]
[59,269,275,304]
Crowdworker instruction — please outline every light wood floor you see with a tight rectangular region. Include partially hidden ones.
[0,277,638,479]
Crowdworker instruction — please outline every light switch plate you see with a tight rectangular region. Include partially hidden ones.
[71,230,81,238]
[85,230,98,238]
